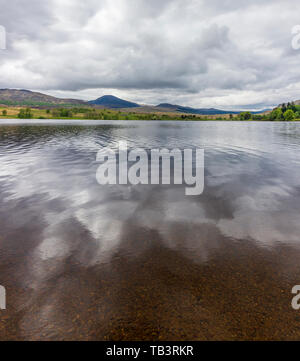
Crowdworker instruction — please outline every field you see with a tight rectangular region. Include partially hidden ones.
[0,106,235,121]
[0,106,269,121]
[0,105,299,121]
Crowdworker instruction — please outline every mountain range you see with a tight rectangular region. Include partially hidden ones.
[0,89,275,114]
[0,89,85,105]
[88,95,140,108]
[156,103,239,115]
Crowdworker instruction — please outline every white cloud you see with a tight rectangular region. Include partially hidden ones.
[1,0,300,109]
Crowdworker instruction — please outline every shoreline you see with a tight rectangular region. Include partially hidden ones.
[1,117,300,122]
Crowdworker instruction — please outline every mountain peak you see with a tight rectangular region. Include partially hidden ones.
[88,95,140,108]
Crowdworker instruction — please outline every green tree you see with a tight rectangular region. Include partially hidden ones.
[269,107,284,121]
[59,108,73,117]
[283,109,295,121]
[2,110,7,116]
[290,102,297,112]
[281,103,287,113]
[240,111,252,120]
[18,107,33,119]
[274,108,283,120]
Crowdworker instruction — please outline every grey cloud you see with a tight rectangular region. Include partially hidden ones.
[0,0,300,109]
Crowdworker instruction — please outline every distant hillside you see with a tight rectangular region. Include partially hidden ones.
[0,89,86,106]
[156,103,240,115]
[89,95,140,108]
[156,103,270,115]
[0,89,271,114]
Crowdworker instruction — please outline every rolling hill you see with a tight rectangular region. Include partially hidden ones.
[0,89,86,106]
[155,103,270,115]
[89,95,140,108]
[0,89,272,114]
[156,103,239,115]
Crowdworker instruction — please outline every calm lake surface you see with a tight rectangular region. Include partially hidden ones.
[1,120,300,340]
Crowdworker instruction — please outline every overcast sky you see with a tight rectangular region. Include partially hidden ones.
[0,0,300,110]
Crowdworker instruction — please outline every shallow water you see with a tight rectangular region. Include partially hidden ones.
[1,120,300,340]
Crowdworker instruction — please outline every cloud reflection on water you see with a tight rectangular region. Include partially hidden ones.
[1,121,300,339]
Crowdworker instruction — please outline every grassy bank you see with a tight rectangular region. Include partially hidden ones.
[0,106,235,121]
[0,105,300,122]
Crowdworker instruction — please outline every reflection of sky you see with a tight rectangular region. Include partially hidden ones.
[1,121,300,338]
[1,121,300,272]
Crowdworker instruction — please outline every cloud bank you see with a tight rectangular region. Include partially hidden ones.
[0,0,300,109]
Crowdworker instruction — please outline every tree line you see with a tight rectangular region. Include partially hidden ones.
[1,103,299,121]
